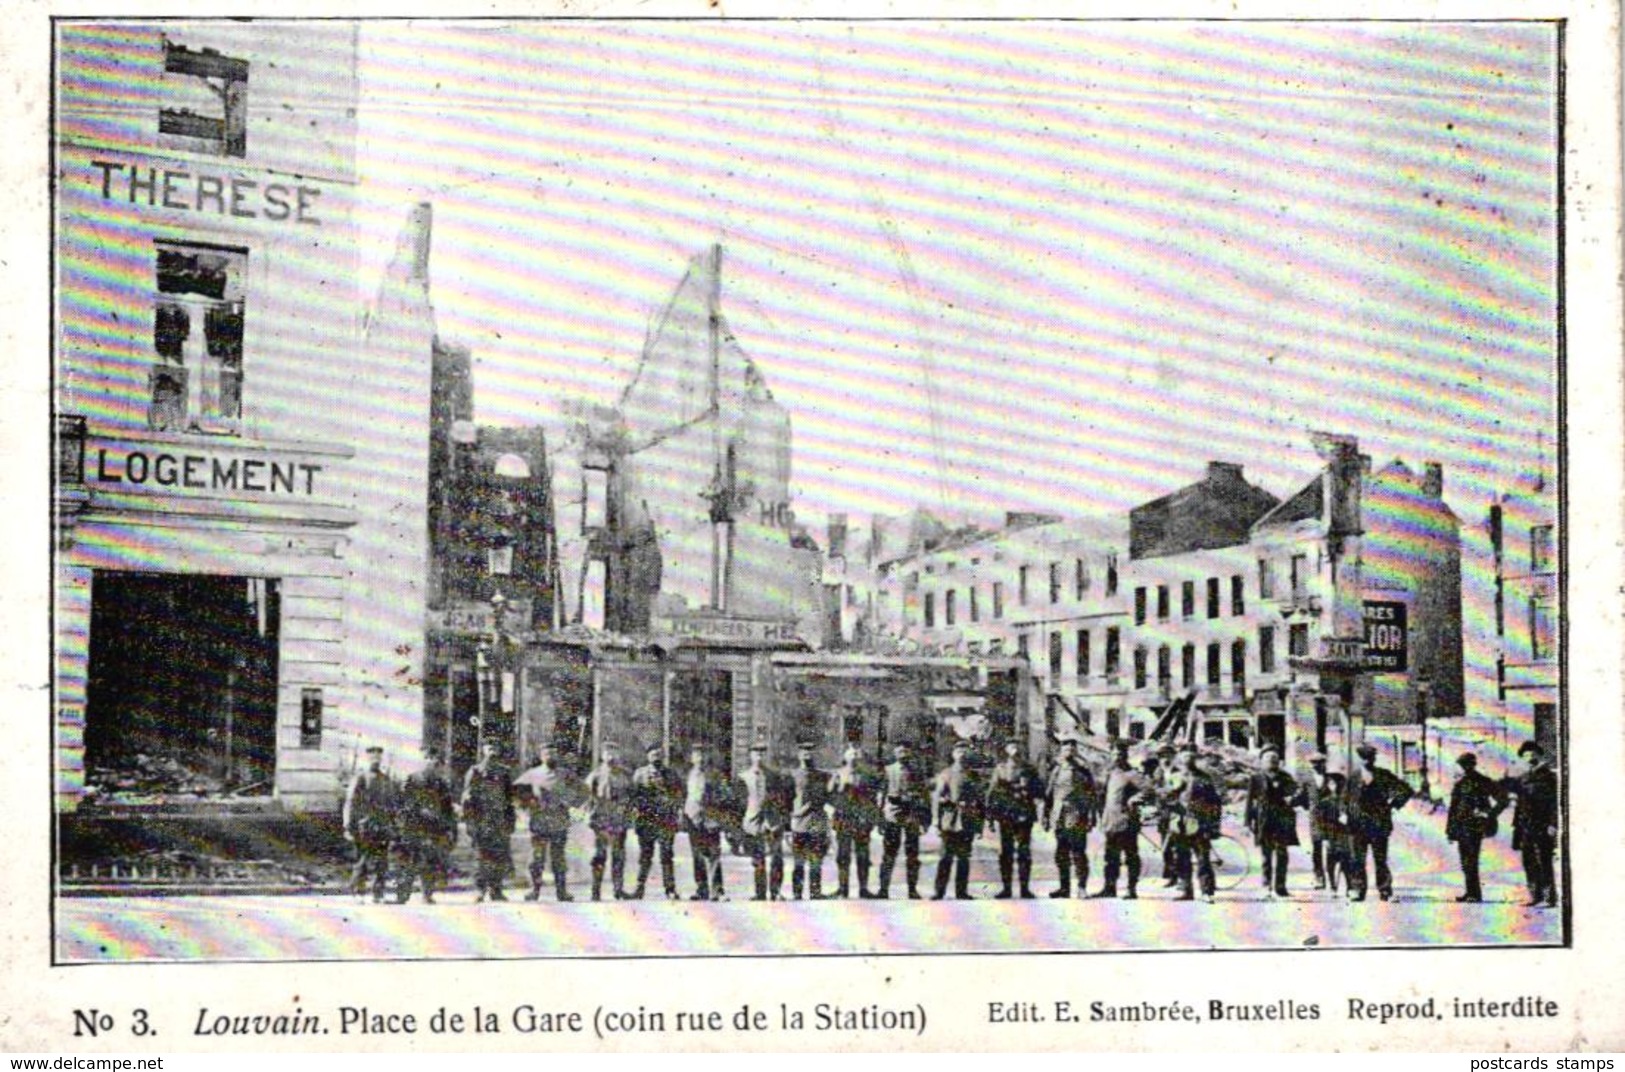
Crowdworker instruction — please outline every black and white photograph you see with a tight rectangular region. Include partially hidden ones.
[42,16,1581,970]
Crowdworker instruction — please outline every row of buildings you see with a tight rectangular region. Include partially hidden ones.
[52,23,1557,822]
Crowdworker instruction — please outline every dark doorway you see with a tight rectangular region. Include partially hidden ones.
[670,670,734,775]
[86,571,279,798]
[1256,713,1286,756]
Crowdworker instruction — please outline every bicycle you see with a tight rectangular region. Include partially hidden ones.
[1137,816,1255,893]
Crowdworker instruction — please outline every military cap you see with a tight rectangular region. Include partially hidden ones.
[951,739,970,752]
[1355,744,1378,760]
[1457,752,1478,769]
[1259,745,1282,758]
[645,742,663,755]
[1518,741,1545,758]
[892,743,911,755]
[1307,752,1328,766]
[364,745,384,755]
[750,741,770,754]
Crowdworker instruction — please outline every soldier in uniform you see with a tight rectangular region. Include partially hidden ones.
[461,740,516,902]
[931,739,986,900]
[1506,740,1559,908]
[1091,739,1149,899]
[877,742,929,899]
[515,742,578,902]
[1166,746,1223,902]
[631,742,685,900]
[788,742,832,900]
[683,745,728,901]
[1044,735,1097,899]
[583,740,635,901]
[1245,746,1306,898]
[1344,742,1414,902]
[394,746,457,904]
[1445,752,1506,903]
[344,745,396,903]
[828,743,882,898]
[1305,753,1342,891]
[739,742,789,901]
[985,737,1043,899]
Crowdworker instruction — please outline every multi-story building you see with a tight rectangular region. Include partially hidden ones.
[422,339,559,777]
[872,514,1130,739]
[54,23,433,813]
[1489,472,1559,755]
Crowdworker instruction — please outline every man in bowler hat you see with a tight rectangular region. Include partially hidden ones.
[1506,741,1559,908]
[1445,752,1505,903]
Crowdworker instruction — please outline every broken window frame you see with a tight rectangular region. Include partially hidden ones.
[159,38,249,158]
[149,239,246,435]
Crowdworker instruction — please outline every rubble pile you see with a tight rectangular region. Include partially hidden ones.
[85,753,271,804]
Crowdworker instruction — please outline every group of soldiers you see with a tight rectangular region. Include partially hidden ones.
[342,732,1561,909]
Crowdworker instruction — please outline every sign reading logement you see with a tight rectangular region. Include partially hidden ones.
[87,438,327,499]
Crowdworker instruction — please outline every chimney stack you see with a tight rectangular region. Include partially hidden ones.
[1423,462,1444,499]
[828,513,849,559]
[1207,461,1245,483]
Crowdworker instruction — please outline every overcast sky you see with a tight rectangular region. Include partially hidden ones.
[356,21,1557,528]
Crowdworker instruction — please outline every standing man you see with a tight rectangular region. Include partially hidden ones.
[877,742,929,899]
[515,742,578,902]
[788,742,832,900]
[1506,740,1559,908]
[1445,752,1506,903]
[739,742,788,901]
[828,743,882,898]
[583,740,634,901]
[1045,735,1097,899]
[1305,753,1341,891]
[1344,742,1415,902]
[1245,746,1306,898]
[683,745,728,901]
[1091,740,1148,899]
[631,742,685,900]
[985,737,1043,899]
[343,745,396,903]
[461,740,516,903]
[931,739,986,901]
[1167,746,1223,903]
[395,746,457,905]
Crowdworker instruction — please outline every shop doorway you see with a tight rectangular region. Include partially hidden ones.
[669,670,733,774]
[85,571,280,799]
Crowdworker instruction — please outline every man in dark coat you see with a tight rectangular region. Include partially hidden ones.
[583,740,635,901]
[515,742,579,902]
[828,743,882,898]
[788,742,832,900]
[1305,753,1343,891]
[1445,752,1506,903]
[1045,736,1097,899]
[631,742,685,900]
[344,745,396,903]
[1506,740,1559,908]
[1344,742,1414,902]
[985,738,1044,899]
[739,742,789,901]
[1167,746,1224,902]
[877,742,929,899]
[683,745,729,901]
[461,740,516,902]
[1091,739,1149,899]
[931,739,985,900]
[1245,746,1306,898]
[394,746,457,904]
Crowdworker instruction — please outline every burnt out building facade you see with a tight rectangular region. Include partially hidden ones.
[54,23,434,815]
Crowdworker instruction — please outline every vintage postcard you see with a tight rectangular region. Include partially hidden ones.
[2,2,1621,1054]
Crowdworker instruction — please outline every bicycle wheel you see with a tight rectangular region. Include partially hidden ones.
[1207,833,1253,892]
